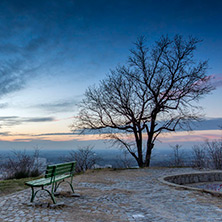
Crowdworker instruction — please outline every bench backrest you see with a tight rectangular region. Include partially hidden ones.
[45,161,76,178]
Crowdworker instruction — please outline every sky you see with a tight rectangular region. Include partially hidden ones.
[0,0,222,151]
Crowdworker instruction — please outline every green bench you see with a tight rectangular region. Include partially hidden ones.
[25,161,76,204]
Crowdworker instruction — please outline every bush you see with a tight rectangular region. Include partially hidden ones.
[2,149,43,179]
[115,150,135,168]
[206,140,222,169]
[169,144,185,167]
[65,146,100,172]
[192,139,222,169]
[192,145,206,168]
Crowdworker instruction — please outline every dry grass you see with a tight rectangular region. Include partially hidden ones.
[0,176,42,197]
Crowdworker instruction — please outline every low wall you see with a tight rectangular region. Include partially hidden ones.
[164,172,222,185]
[159,171,222,197]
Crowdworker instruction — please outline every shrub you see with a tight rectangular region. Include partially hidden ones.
[169,144,185,167]
[192,140,222,169]
[65,146,100,172]
[192,145,206,168]
[2,149,43,179]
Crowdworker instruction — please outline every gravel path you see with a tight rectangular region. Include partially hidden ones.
[0,167,222,222]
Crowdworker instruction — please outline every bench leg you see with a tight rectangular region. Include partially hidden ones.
[31,187,35,202]
[45,189,56,204]
[70,176,75,193]
[68,181,75,193]
[54,180,75,193]
[54,181,59,192]
[50,183,56,204]
[29,186,56,204]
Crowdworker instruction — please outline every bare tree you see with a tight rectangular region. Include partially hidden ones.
[115,150,135,168]
[65,146,100,172]
[192,145,206,168]
[2,148,43,179]
[74,35,214,167]
[205,140,222,169]
[192,139,222,169]
[170,144,184,167]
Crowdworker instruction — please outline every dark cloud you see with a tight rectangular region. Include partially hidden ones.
[0,130,74,139]
[190,118,222,131]
[0,0,221,98]
[0,1,79,97]
[74,118,222,134]
[0,116,18,120]
[0,131,10,136]
[24,117,55,122]
[0,131,35,137]
[155,117,222,132]
[0,116,55,127]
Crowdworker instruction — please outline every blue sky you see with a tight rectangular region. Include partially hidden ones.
[0,0,222,150]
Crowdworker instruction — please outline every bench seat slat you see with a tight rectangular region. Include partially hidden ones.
[54,174,70,181]
[25,174,71,187]
[25,178,52,186]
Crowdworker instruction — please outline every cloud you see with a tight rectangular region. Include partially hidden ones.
[0,103,8,108]
[158,117,222,132]
[36,132,74,136]
[24,117,55,122]
[0,60,26,97]
[0,116,55,127]
[0,43,21,54]
[72,117,222,136]
[0,131,10,136]
[211,74,222,88]
[189,117,222,131]
[0,1,78,98]
[158,130,222,143]
[34,100,79,113]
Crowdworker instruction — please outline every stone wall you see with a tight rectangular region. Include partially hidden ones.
[164,172,222,185]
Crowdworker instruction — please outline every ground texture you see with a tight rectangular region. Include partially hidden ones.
[1,167,222,222]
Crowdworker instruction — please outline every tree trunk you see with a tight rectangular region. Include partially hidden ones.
[144,115,156,167]
[133,127,144,168]
[136,158,145,168]
[145,142,154,167]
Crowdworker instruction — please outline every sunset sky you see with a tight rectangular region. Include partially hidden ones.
[0,0,222,150]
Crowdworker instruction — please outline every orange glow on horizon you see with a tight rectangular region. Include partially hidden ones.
[0,129,221,143]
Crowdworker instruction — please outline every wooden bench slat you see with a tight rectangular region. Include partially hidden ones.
[49,171,69,177]
[52,168,74,176]
[46,165,73,174]
[25,174,71,187]
[54,174,70,181]
[25,178,52,186]
[47,161,74,168]
[45,165,75,178]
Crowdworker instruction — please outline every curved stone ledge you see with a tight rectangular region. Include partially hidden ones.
[159,171,222,197]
